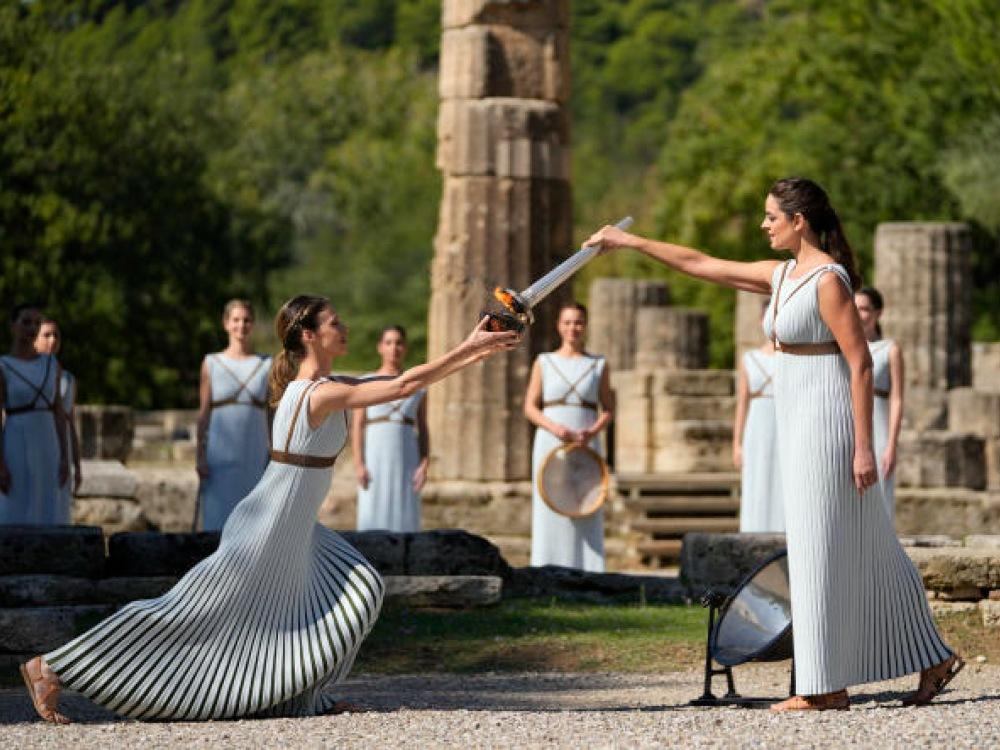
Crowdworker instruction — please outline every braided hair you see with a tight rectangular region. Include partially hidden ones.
[268,295,329,407]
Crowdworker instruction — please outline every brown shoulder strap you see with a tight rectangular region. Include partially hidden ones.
[212,355,266,403]
[283,381,318,453]
[2,355,55,410]
[545,355,599,404]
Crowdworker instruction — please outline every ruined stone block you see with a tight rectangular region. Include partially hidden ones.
[634,307,709,371]
[76,405,133,462]
[895,488,1000,537]
[651,370,734,398]
[72,498,149,535]
[76,459,138,498]
[896,431,986,490]
[383,575,502,608]
[589,279,670,372]
[948,388,1000,438]
[652,421,733,474]
[436,98,569,178]
[679,532,786,594]
[443,0,569,30]
[735,289,770,364]
[906,546,1000,592]
[0,526,104,577]
[973,342,1000,392]
[0,606,114,653]
[980,599,1000,627]
[106,532,220,577]
[439,25,569,102]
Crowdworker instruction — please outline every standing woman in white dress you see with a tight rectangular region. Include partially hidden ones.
[35,318,83,521]
[855,287,903,520]
[21,296,519,724]
[587,177,960,710]
[352,325,428,532]
[524,302,615,572]
[0,304,69,525]
[195,300,272,531]
[733,305,783,532]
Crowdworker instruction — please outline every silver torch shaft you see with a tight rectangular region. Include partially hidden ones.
[519,216,634,310]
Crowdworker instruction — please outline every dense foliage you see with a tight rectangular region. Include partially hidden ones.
[1,1,998,404]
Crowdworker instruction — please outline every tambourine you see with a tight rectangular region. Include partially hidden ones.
[537,443,609,518]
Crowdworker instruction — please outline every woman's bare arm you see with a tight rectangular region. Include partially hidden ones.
[884,343,905,477]
[581,364,615,442]
[817,273,876,495]
[195,359,211,479]
[732,361,750,469]
[351,407,368,489]
[586,225,778,294]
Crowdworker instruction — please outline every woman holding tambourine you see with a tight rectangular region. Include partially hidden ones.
[524,301,615,572]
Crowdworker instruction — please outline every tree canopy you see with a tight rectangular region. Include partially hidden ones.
[2,0,998,405]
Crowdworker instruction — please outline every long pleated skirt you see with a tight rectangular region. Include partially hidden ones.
[774,351,951,695]
[44,458,384,720]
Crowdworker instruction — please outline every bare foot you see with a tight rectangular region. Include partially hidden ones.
[770,690,850,712]
[20,656,71,724]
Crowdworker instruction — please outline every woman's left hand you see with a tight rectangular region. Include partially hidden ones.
[880,446,897,479]
[412,461,428,492]
[586,225,638,254]
[853,448,878,496]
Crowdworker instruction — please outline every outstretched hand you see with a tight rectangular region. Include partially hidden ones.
[462,316,521,361]
[586,224,639,254]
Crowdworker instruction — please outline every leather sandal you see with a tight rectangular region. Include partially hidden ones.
[770,690,850,712]
[20,657,71,725]
[902,655,965,707]
[325,700,367,715]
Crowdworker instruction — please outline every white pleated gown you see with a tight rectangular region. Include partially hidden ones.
[530,353,605,572]
[739,351,784,532]
[356,390,424,533]
[764,261,950,695]
[200,354,272,531]
[870,339,896,519]
[57,370,76,523]
[0,354,66,525]
[45,379,385,720]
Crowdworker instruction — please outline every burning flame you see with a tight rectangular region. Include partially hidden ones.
[493,287,518,313]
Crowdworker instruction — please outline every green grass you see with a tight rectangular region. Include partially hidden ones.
[355,600,709,674]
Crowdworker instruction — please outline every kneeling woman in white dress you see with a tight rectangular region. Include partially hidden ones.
[733,301,783,532]
[21,298,519,723]
[196,300,272,531]
[587,177,960,711]
[0,304,69,525]
[352,325,428,532]
[854,286,903,521]
[524,302,615,572]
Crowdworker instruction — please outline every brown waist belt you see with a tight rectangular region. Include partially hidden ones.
[776,341,841,356]
[211,397,266,409]
[269,450,337,468]
[749,393,772,400]
[5,404,54,416]
[543,399,598,411]
[366,415,415,426]
[875,388,890,399]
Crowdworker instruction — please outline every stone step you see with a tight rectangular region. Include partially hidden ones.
[625,496,740,515]
[383,575,501,609]
[76,459,138,499]
[636,539,684,560]
[906,546,1000,595]
[632,517,740,536]
[107,532,220,577]
[505,566,687,604]
[616,472,740,494]
[0,606,115,653]
[0,526,104,577]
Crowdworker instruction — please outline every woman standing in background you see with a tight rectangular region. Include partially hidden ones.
[733,300,783,532]
[855,287,903,520]
[0,304,69,525]
[196,299,272,531]
[352,325,428,532]
[35,318,82,519]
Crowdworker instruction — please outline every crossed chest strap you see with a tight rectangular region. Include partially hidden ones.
[770,262,842,355]
[542,356,599,411]
[2,357,59,416]
[210,355,267,409]
[366,400,415,426]
[269,381,344,468]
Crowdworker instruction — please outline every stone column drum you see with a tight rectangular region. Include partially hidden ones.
[588,278,670,372]
[428,0,573,480]
[734,289,769,364]
[874,222,973,430]
[634,307,709,371]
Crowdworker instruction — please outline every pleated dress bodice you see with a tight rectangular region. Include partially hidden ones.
[0,354,65,525]
[739,350,783,532]
[357,388,425,533]
[869,339,896,518]
[200,354,272,530]
[46,378,384,720]
[762,260,949,695]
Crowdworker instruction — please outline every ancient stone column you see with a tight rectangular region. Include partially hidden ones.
[588,278,670,371]
[874,223,972,430]
[428,1,572,480]
[634,307,709,371]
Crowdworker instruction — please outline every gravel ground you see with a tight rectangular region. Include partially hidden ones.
[2,664,998,749]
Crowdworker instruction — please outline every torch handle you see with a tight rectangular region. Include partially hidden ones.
[520,216,634,309]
